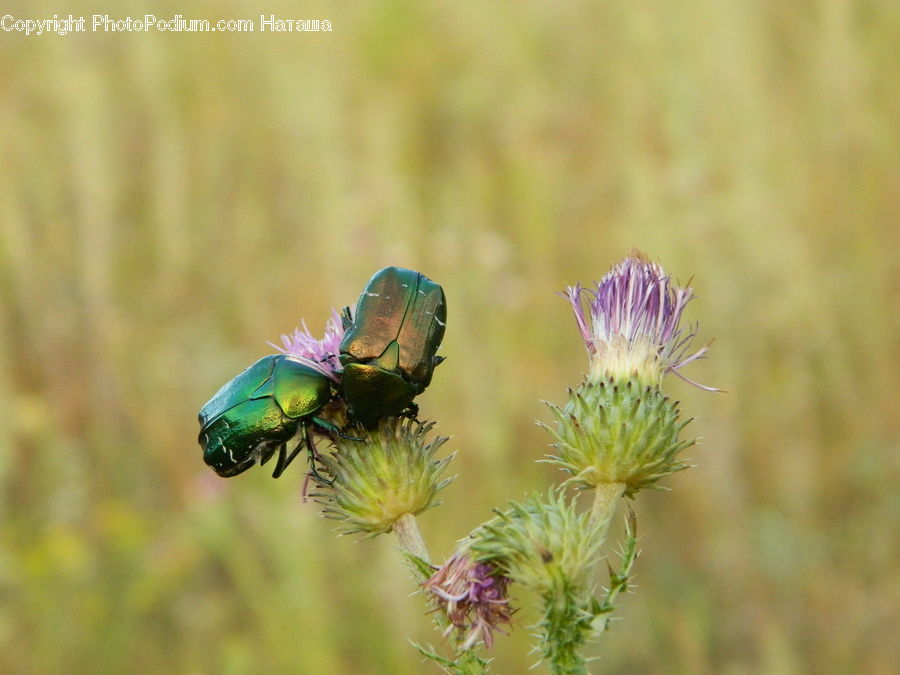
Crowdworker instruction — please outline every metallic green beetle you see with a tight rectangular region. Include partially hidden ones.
[198,355,339,477]
[339,266,447,428]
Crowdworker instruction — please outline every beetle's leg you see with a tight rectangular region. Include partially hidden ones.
[302,423,333,485]
[335,427,365,442]
[340,306,354,330]
[272,442,302,479]
[300,472,315,502]
[311,417,364,443]
[398,402,423,426]
[259,444,276,466]
[269,443,285,476]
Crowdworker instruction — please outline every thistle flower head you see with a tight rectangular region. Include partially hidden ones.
[564,252,713,389]
[423,552,513,649]
[548,253,711,495]
[270,308,345,381]
[543,379,695,495]
[463,491,606,671]
[315,419,454,536]
[466,491,602,597]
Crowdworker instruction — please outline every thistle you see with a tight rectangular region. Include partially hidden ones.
[562,252,711,390]
[464,491,605,674]
[270,308,345,381]
[423,552,514,650]
[544,252,714,497]
[543,380,695,497]
[513,252,717,672]
[241,257,717,673]
[315,418,454,539]
[467,491,602,598]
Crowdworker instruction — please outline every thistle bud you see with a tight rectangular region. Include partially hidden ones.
[463,491,605,672]
[316,419,454,536]
[544,379,695,496]
[466,490,601,596]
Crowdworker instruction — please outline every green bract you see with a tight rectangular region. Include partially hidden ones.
[543,377,695,496]
[339,266,447,428]
[317,419,454,536]
[198,355,337,478]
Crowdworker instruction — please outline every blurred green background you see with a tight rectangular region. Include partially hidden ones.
[2,0,898,672]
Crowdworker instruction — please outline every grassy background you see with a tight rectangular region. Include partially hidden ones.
[2,0,899,672]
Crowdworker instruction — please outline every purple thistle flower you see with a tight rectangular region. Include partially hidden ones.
[423,552,514,650]
[270,308,345,381]
[564,252,716,390]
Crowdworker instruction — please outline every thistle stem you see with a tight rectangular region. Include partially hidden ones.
[540,483,627,675]
[393,513,430,564]
[589,482,625,545]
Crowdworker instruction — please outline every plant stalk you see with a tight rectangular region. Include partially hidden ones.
[589,482,625,545]
[393,513,430,564]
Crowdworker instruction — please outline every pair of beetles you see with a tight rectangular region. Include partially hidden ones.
[198,267,447,479]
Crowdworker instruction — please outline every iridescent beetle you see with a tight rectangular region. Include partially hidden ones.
[339,266,447,428]
[198,355,340,477]
[198,266,447,477]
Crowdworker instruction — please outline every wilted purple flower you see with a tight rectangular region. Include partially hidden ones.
[564,252,715,389]
[424,552,513,649]
[270,309,344,381]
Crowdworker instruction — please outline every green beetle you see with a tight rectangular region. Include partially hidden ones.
[339,266,447,428]
[198,355,339,477]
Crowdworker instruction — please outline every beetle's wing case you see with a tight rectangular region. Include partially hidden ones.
[397,273,446,389]
[198,355,278,429]
[202,397,294,476]
[339,267,416,363]
[272,357,333,418]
